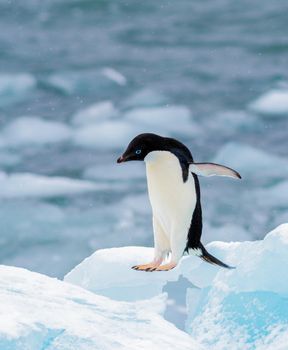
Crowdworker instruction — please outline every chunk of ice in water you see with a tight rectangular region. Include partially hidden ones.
[123,88,169,108]
[0,73,36,107]
[0,171,99,198]
[72,101,118,125]
[1,116,72,147]
[249,89,288,116]
[124,106,199,136]
[43,69,126,95]
[73,120,141,149]
[213,142,288,180]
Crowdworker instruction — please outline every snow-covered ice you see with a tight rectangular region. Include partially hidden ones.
[0,116,72,147]
[0,265,197,350]
[66,224,288,350]
[0,224,287,349]
[186,224,288,350]
[0,73,36,107]
[0,172,100,198]
[213,142,288,180]
[72,101,118,126]
[249,89,288,116]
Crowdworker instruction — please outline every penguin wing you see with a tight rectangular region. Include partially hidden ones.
[189,162,241,179]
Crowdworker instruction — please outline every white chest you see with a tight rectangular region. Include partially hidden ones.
[145,151,196,234]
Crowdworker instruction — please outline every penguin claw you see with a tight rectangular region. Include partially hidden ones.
[131,263,161,271]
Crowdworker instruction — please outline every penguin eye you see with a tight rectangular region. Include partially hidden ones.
[135,149,142,155]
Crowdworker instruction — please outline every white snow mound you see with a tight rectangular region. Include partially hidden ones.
[66,224,288,350]
[0,265,197,350]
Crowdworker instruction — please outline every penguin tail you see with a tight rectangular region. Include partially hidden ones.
[189,243,235,269]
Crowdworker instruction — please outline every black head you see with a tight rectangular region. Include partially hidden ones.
[117,133,193,163]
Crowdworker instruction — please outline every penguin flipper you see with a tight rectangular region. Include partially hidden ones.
[189,162,241,179]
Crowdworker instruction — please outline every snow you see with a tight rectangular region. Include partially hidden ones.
[72,101,118,125]
[0,73,36,107]
[249,89,288,116]
[66,224,288,350]
[213,142,288,180]
[0,265,197,350]
[0,172,100,198]
[0,223,287,349]
[0,116,72,147]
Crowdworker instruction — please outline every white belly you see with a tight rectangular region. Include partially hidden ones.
[145,151,196,244]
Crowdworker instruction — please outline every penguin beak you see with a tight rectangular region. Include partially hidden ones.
[117,155,126,163]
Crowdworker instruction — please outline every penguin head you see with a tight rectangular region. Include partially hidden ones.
[117,133,166,163]
[117,133,192,163]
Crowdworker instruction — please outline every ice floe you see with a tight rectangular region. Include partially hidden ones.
[0,73,36,107]
[123,88,169,108]
[0,172,99,198]
[0,265,196,350]
[0,116,72,147]
[73,120,140,149]
[249,89,288,116]
[66,223,288,350]
[213,142,288,180]
[124,105,199,136]
[84,161,145,181]
[43,68,126,95]
[72,101,118,125]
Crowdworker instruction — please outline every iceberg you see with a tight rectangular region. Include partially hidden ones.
[66,224,288,350]
[0,116,72,147]
[213,142,288,181]
[249,89,288,116]
[0,172,100,198]
[0,265,196,350]
[0,73,36,107]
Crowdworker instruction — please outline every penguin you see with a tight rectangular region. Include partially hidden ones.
[117,133,241,271]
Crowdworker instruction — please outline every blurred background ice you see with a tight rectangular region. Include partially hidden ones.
[0,0,288,278]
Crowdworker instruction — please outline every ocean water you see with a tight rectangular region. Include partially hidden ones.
[0,0,288,277]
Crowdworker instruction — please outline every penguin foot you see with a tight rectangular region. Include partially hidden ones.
[132,261,162,272]
[155,262,177,271]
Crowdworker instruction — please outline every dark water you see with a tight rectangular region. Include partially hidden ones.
[0,0,288,277]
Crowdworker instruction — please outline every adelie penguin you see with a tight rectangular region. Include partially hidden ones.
[117,133,241,272]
